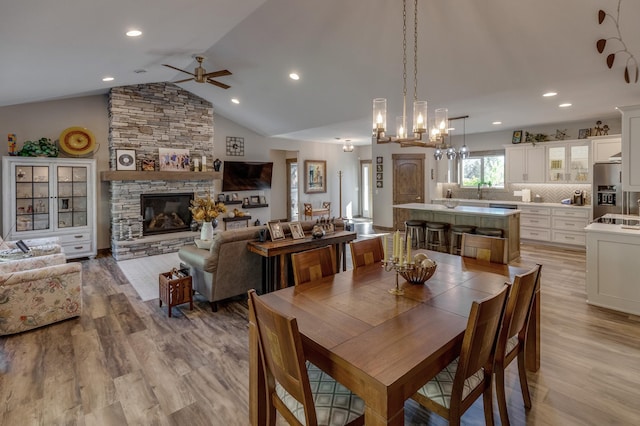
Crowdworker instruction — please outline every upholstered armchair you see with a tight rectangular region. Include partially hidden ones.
[0,253,82,335]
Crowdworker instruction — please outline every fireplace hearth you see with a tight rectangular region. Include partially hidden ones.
[141,193,193,236]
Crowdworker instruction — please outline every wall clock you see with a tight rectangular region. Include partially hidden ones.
[226,136,244,156]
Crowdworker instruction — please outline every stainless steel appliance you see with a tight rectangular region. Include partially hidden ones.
[592,162,640,218]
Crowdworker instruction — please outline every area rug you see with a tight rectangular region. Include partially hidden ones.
[117,252,182,301]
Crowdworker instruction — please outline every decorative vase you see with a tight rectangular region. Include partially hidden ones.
[200,221,214,241]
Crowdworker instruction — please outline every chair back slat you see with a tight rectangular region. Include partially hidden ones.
[461,233,508,264]
[349,237,384,270]
[291,245,336,285]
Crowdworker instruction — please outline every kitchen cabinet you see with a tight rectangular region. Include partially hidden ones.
[505,145,545,183]
[619,105,640,191]
[519,205,551,242]
[519,204,589,247]
[546,140,590,183]
[591,135,621,163]
[2,156,97,259]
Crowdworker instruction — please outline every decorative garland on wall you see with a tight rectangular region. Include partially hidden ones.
[596,0,639,83]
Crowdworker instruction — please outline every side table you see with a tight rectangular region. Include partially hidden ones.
[159,269,193,317]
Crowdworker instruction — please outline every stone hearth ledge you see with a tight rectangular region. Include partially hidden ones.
[112,230,200,261]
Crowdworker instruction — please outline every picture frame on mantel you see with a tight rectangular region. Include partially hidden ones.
[304,160,326,193]
[116,149,136,171]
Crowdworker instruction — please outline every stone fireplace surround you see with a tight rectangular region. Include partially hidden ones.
[107,82,215,260]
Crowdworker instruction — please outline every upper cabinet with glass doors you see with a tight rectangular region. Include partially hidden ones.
[546,140,591,183]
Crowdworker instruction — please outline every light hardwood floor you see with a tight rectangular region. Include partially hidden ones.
[1,238,640,425]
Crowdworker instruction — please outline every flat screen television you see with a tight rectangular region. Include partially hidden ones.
[222,161,273,191]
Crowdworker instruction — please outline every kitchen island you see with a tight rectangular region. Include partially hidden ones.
[394,203,521,262]
[585,214,640,315]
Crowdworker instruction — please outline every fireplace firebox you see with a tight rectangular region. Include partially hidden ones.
[141,193,193,235]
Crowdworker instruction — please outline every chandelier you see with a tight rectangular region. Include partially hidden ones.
[373,0,448,147]
[433,115,470,161]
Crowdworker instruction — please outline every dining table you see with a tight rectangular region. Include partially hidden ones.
[248,249,539,426]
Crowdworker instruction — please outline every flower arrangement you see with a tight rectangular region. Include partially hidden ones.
[189,194,226,222]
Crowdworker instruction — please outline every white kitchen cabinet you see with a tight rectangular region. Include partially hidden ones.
[546,140,590,183]
[619,105,640,191]
[519,205,551,242]
[2,156,97,259]
[505,145,545,183]
[591,135,621,163]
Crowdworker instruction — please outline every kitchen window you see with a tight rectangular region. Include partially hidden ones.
[460,150,505,188]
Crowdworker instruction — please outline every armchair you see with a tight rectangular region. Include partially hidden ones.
[0,253,82,335]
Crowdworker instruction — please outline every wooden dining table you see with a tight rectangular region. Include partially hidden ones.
[249,250,539,426]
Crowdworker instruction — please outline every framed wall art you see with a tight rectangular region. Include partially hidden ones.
[512,130,522,144]
[267,221,285,241]
[376,156,383,164]
[116,149,136,171]
[141,159,155,171]
[289,222,305,239]
[158,148,190,171]
[304,160,326,193]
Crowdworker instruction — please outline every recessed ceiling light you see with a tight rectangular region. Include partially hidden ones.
[126,30,142,37]
[102,77,114,82]
[289,73,300,80]
[492,121,502,125]
[543,92,557,97]
[559,103,572,108]
[231,98,240,104]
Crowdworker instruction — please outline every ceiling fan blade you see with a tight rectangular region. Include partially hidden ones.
[203,69,232,78]
[162,64,195,76]
[207,79,231,90]
[173,77,195,84]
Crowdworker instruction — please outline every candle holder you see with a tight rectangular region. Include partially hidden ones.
[382,257,415,295]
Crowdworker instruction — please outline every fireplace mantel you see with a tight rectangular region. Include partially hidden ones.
[101,171,220,181]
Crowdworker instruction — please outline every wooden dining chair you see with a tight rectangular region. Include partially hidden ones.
[247,289,365,426]
[411,285,510,426]
[291,246,336,285]
[349,237,384,270]
[495,264,542,426]
[460,233,508,264]
[321,201,331,216]
[303,203,313,220]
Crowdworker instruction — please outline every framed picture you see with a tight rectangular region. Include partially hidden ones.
[232,193,239,201]
[376,180,383,188]
[289,222,305,239]
[512,130,522,144]
[259,195,267,205]
[218,194,226,202]
[250,195,260,205]
[243,197,249,206]
[116,149,136,171]
[267,221,285,241]
[304,160,327,193]
[376,173,383,180]
[376,156,383,164]
[578,128,591,139]
[141,159,155,171]
[158,147,190,171]
[376,164,383,172]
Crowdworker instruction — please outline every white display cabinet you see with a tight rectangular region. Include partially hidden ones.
[2,156,97,259]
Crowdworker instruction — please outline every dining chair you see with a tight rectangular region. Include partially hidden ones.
[411,284,510,426]
[291,245,336,285]
[321,201,331,215]
[494,264,542,426]
[303,203,313,220]
[460,233,508,264]
[349,237,384,270]
[247,289,365,426]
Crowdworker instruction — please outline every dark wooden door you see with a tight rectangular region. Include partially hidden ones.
[392,153,425,230]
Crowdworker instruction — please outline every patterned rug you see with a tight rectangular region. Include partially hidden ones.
[117,252,182,301]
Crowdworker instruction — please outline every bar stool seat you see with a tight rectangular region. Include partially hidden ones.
[405,220,427,249]
[425,222,449,252]
[476,228,504,237]
[450,225,476,255]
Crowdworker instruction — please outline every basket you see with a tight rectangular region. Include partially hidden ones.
[399,262,437,284]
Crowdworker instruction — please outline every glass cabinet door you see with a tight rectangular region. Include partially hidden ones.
[57,166,88,228]
[14,165,50,232]
[569,145,590,182]
[547,146,566,182]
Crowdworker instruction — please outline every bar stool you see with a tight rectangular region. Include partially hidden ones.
[476,228,504,237]
[405,220,427,249]
[425,222,449,252]
[449,225,476,255]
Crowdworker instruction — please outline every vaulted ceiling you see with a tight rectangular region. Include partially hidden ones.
[2,0,640,145]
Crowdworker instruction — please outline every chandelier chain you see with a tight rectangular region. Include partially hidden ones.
[402,0,407,101]
[413,0,418,102]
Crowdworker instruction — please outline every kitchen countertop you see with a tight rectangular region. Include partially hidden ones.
[394,203,520,216]
[432,198,591,209]
[585,214,640,235]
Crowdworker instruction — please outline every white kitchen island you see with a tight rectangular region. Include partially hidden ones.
[585,215,640,315]
[394,203,521,262]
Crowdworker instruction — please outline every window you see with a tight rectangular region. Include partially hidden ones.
[460,151,505,188]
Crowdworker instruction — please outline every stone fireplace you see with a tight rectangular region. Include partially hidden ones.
[107,82,215,260]
[141,193,193,236]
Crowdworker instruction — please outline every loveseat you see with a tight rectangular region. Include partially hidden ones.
[178,219,346,312]
[0,252,83,335]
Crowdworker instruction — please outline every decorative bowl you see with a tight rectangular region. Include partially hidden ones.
[399,262,437,284]
[443,200,458,209]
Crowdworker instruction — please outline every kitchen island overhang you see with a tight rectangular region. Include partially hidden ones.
[393,203,521,262]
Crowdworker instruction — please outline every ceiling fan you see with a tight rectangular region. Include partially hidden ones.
[162,55,232,89]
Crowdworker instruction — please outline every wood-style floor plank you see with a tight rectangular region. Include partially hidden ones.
[1,234,640,425]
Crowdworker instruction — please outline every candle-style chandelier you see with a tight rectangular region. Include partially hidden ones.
[372,0,448,147]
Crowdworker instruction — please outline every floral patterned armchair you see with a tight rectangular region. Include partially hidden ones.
[0,253,82,335]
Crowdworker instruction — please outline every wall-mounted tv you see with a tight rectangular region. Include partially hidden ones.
[222,161,273,191]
